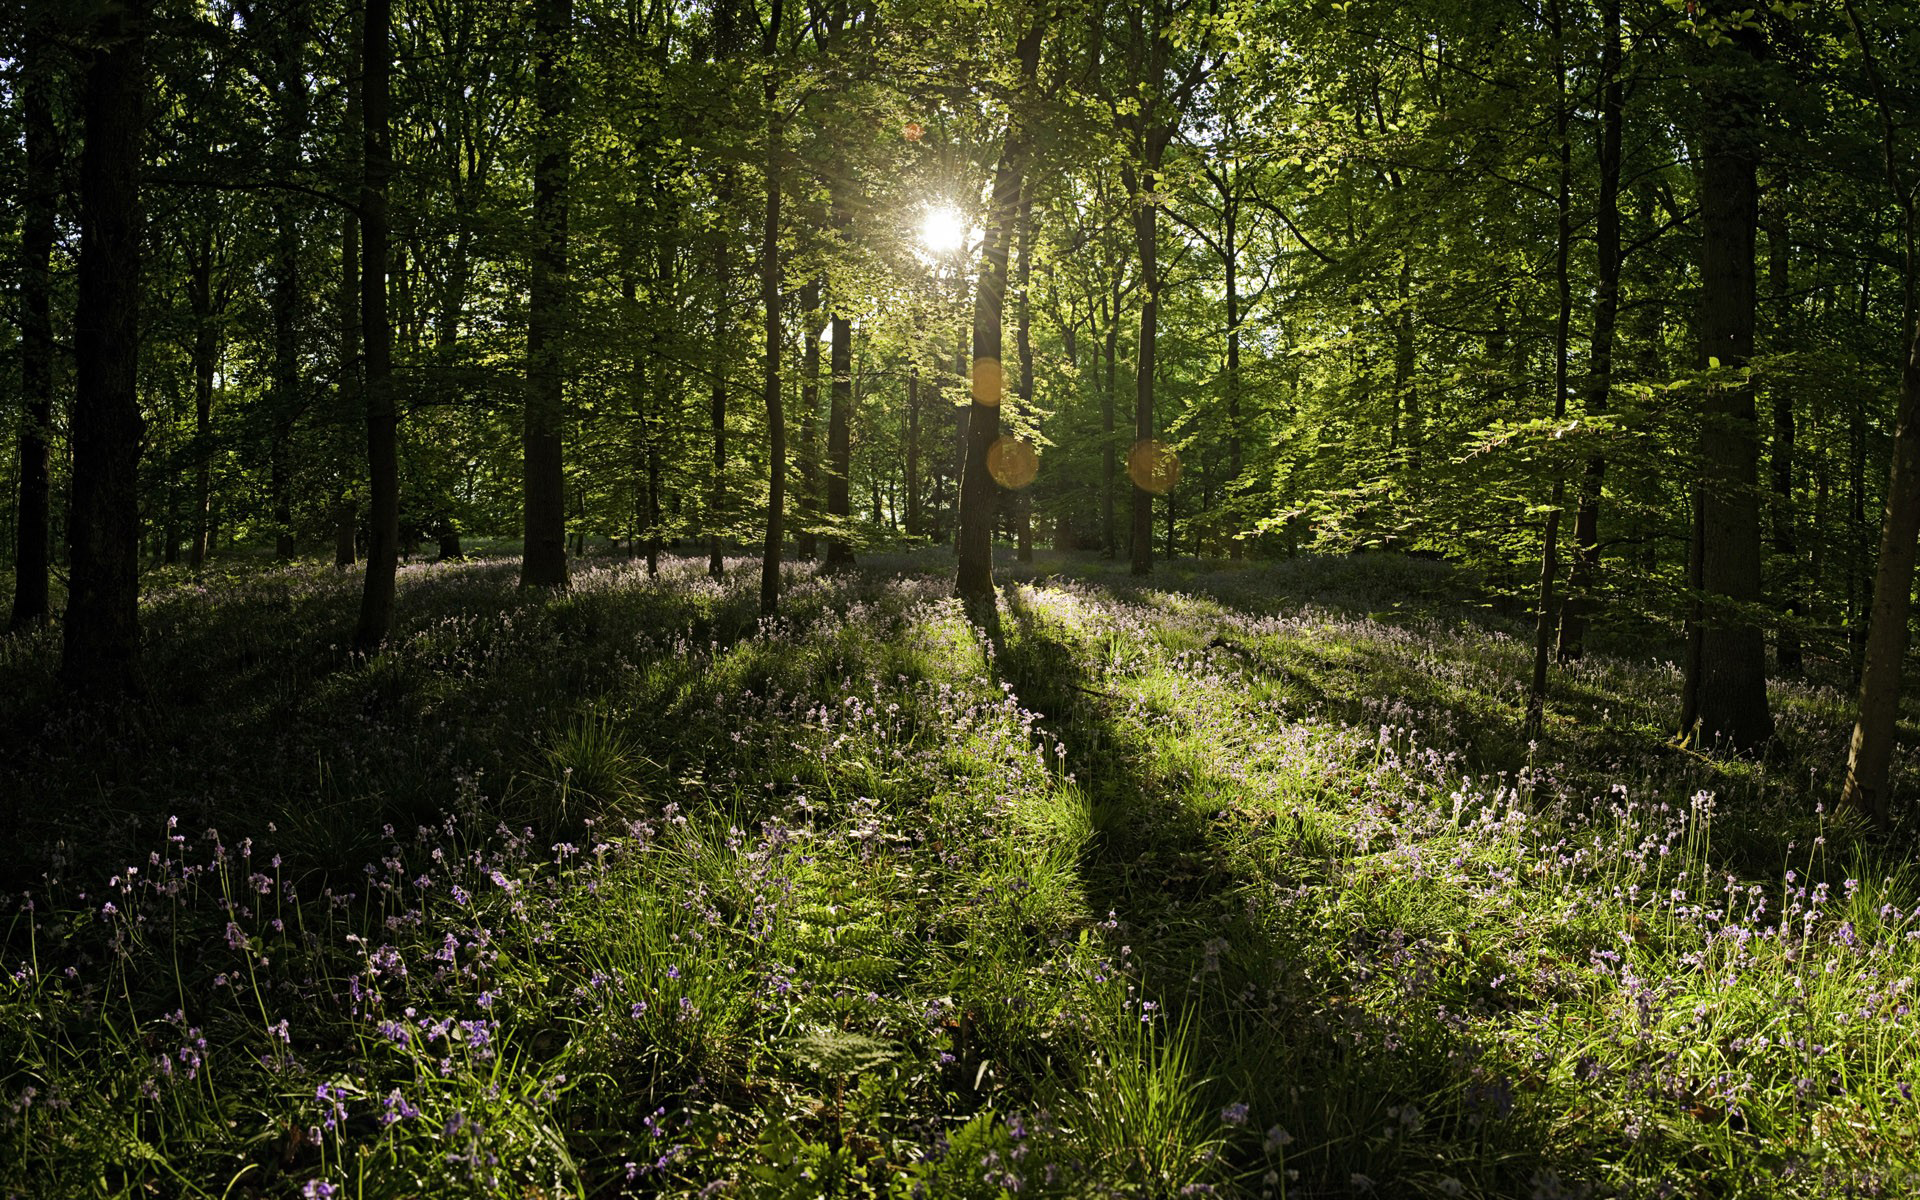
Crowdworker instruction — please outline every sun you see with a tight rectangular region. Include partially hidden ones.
[918,205,968,257]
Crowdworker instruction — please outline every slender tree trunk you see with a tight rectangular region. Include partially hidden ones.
[192,238,217,570]
[1840,319,1920,826]
[758,23,785,618]
[62,0,148,691]
[647,223,673,577]
[824,306,854,570]
[1224,190,1243,561]
[1558,0,1621,661]
[1680,12,1773,750]
[1014,181,1036,564]
[1837,0,1920,826]
[521,0,572,588]
[336,121,361,570]
[708,211,732,579]
[958,28,1040,600]
[1102,292,1117,558]
[10,29,58,632]
[1127,161,1158,577]
[1767,209,1802,674]
[905,363,921,538]
[353,0,400,654]
[270,5,308,562]
[797,278,822,557]
[1526,4,1572,741]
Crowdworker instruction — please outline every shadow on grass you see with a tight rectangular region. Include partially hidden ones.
[993,577,1593,1197]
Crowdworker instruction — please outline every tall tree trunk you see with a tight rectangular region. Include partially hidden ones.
[1102,290,1117,558]
[1680,10,1772,749]
[1837,0,1919,827]
[1224,182,1243,561]
[797,277,822,557]
[522,0,572,588]
[958,27,1041,600]
[353,0,399,654]
[1767,208,1802,674]
[10,26,58,632]
[1126,160,1158,577]
[824,305,854,570]
[336,129,361,570]
[191,233,219,571]
[1525,2,1572,741]
[905,363,921,538]
[1558,0,1621,661]
[62,0,148,691]
[1014,181,1036,564]
[758,19,785,618]
[270,3,309,562]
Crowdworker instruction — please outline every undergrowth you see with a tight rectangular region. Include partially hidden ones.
[1,549,1914,1198]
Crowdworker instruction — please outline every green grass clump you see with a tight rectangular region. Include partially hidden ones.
[1,548,1916,1197]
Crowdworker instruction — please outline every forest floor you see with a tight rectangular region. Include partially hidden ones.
[1,548,1916,1199]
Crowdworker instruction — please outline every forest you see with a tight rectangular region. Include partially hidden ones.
[5,0,1920,1194]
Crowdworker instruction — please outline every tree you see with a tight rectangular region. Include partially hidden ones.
[522,0,573,589]
[1679,2,1773,750]
[62,0,150,692]
[353,0,400,654]
[957,16,1044,602]
[8,8,60,633]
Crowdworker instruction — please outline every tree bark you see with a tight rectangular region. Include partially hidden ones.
[521,0,572,588]
[758,14,785,618]
[1014,181,1036,564]
[1525,2,1572,742]
[10,24,58,632]
[1102,286,1117,557]
[957,22,1040,601]
[1679,11,1772,750]
[270,2,309,561]
[1767,208,1802,675]
[824,306,854,570]
[1557,0,1621,662]
[62,0,149,691]
[353,0,400,654]
[1126,159,1158,577]
[797,277,822,557]
[905,363,921,538]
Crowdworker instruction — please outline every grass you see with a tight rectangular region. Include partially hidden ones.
[1,547,1916,1198]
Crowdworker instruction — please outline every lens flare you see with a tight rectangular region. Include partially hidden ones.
[988,436,1040,490]
[970,357,1003,407]
[1127,439,1181,495]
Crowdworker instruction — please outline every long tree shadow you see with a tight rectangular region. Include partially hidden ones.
[994,577,1601,1198]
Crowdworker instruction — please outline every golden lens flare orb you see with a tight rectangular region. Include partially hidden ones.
[903,120,924,142]
[987,436,1040,490]
[1127,439,1181,495]
[970,357,1003,407]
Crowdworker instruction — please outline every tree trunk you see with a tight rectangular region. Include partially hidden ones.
[270,4,309,562]
[1767,208,1802,675]
[1557,0,1621,661]
[1224,184,1243,561]
[797,277,822,557]
[905,363,921,538]
[191,231,218,571]
[1680,11,1772,749]
[336,118,361,570]
[353,0,400,654]
[521,0,572,588]
[1525,3,1572,741]
[1840,321,1920,827]
[9,25,58,632]
[824,306,855,570]
[1102,290,1117,558]
[1127,160,1158,577]
[758,26,785,618]
[957,25,1040,601]
[1014,180,1036,564]
[62,0,148,691]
